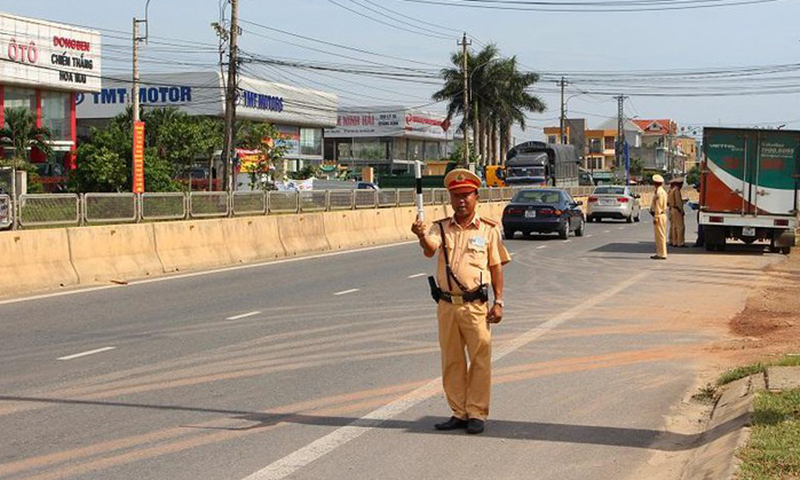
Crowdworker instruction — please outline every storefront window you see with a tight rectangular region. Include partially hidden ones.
[424,142,441,161]
[4,87,35,112]
[41,91,71,142]
[337,141,353,160]
[352,139,387,160]
[407,140,423,161]
[275,125,300,157]
[300,128,322,156]
[394,138,407,160]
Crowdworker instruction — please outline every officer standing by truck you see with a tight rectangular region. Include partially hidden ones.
[650,174,668,259]
[411,168,511,435]
[667,177,686,248]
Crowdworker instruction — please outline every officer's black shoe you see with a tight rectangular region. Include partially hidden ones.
[466,418,485,434]
[434,416,468,431]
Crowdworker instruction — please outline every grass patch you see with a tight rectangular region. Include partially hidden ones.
[691,383,718,403]
[717,355,800,387]
[736,388,800,480]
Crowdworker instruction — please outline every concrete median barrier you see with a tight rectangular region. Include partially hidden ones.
[67,224,164,283]
[223,216,286,263]
[153,219,235,272]
[324,211,373,251]
[278,212,330,256]
[394,207,418,241]
[0,229,78,297]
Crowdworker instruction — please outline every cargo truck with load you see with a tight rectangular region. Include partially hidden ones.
[700,127,800,253]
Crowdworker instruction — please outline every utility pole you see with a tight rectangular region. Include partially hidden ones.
[558,77,568,145]
[132,6,149,194]
[614,95,627,165]
[458,33,471,166]
[221,0,240,192]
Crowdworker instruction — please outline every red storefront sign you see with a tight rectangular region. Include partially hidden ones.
[133,122,145,193]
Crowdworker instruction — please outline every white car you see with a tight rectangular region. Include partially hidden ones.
[586,185,641,223]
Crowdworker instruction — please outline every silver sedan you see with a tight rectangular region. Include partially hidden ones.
[586,185,641,223]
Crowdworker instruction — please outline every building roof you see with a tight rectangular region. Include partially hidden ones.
[596,118,644,133]
[632,119,676,135]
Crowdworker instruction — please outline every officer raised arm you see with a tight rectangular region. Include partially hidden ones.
[410,168,511,435]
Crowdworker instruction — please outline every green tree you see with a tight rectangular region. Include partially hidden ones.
[433,45,545,167]
[0,107,53,169]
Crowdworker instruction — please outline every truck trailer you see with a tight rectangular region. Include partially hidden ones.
[700,127,800,253]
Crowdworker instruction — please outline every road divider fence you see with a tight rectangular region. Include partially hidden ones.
[4,186,656,231]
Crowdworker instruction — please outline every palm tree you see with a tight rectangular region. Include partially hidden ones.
[433,45,546,166]
[0,107,53,169]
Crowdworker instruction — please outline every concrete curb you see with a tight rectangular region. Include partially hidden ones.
[680,374,765,480]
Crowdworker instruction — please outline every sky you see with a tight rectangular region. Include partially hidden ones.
[6,0,800,142]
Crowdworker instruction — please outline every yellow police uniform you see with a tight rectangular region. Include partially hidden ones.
[667,182,685,247]
[651,175,668,258]
[425,213,511,421]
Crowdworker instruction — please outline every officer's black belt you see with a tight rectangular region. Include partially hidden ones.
[439,290,486,305]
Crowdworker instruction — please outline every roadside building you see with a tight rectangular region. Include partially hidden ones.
[76,71,338,181]
[674,135,699,172]
[544,118,643,176]
[0,12,102,189]
[323,106,457,176]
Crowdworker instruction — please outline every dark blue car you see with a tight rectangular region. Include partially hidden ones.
[502,189,585,240]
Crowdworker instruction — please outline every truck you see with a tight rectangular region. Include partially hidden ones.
[700,127,800,253]
[504,141,580,187]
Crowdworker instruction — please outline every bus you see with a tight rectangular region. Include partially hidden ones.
[505,141,580,187]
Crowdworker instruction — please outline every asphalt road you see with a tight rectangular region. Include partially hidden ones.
[0,212,783,480]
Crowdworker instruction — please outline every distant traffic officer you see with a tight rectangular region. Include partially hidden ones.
[667,177,686,248]
[650,174,668,260]
[411,168,511,435]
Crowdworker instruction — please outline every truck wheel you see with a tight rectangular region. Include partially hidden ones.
[634,212,641,222]
[705,243,716,252]
[781,247,792,255]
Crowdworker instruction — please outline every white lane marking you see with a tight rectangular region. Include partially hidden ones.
[509,252,516,257]
[333,289,360,296]
[603,230,611,233]
[0,241,417,307]
[241,271,651,480]
[226,311,261,321]
[536,245,547,249]
[58,346,116,361]
[586,234,594,238]
[407,273,427,279]
[618,227,626,230]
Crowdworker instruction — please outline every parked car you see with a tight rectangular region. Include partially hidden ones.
[502,188,585,240]
[586,185,641,223]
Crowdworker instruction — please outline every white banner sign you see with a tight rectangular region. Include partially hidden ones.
[0,13,101,92]
[327,107,452,140]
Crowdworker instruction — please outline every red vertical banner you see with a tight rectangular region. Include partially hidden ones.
[133,122,146,193]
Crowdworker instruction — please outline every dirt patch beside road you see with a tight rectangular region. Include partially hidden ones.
[712,253,800,364]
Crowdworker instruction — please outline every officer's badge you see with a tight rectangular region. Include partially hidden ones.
[456,174,465,181]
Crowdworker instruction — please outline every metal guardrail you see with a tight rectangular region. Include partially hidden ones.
[141,192,186,221]
[189,192,229,218]
[0,194,11,230]
[268,191,299,214]
[84,193,137,224]
[2,185,662,230]
[329,190,354,210]
[18,194,80,227]
[232,191,266,216]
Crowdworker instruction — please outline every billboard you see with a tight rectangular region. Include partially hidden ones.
[326,107,452,140]
[0,12,101,92]
[75,72,338,128]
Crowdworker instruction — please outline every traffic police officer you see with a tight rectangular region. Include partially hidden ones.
[650,174,668,259]
[667,177,686,247]
[411,168,511,434]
